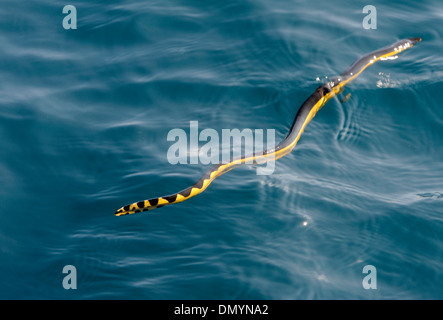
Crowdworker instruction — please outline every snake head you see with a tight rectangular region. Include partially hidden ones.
[409,37,422,44]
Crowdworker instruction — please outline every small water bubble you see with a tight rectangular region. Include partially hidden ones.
[376,72,399,88]
[317,274,327,281]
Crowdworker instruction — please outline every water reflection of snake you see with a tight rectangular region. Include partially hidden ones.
[115,38,421,216]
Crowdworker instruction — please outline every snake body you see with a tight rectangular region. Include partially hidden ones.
[115,37,421,216]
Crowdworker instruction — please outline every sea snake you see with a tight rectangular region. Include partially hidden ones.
[115,37,421,216]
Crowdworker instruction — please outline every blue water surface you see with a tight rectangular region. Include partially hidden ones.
[0,0,442,299]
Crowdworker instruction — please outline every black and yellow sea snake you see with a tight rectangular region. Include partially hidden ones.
[115,37,421,216]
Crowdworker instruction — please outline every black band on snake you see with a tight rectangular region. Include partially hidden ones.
[115,37,421,216]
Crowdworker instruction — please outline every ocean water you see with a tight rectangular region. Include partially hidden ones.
[0,0,442,300]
